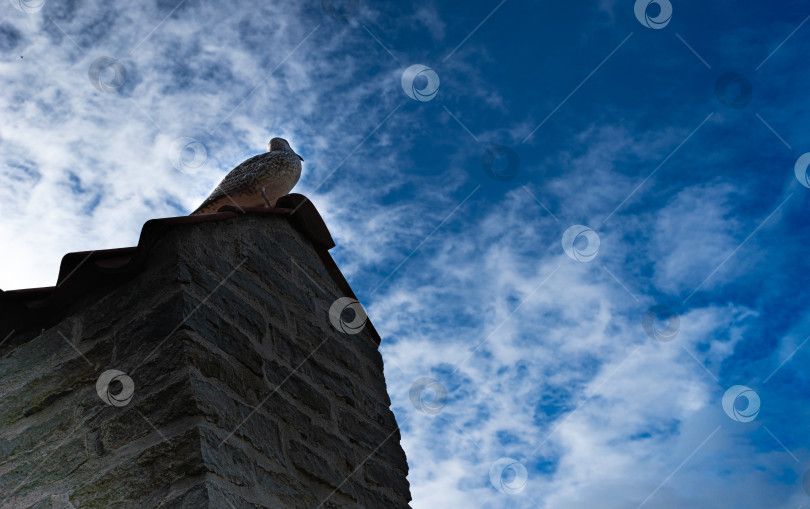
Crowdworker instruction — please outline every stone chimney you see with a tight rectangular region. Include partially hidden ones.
[0,195,411,508]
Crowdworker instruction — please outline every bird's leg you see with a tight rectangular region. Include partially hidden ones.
[261,187,273,208]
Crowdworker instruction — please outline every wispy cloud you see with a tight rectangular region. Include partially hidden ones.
[1,1,808,507]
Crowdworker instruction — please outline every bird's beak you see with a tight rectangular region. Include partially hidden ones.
[297,153,304,161]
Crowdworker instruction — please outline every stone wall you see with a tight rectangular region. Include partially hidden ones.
[0,213,410,508]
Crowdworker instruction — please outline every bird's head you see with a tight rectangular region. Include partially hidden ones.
[268,137,304,161]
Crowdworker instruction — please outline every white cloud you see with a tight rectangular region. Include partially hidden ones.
[650,182,745,294]
[377,174,794,508]
[0,3,804,508]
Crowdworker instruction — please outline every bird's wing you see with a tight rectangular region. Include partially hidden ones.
[193,153,267,212]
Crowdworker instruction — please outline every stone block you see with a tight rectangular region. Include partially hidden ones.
[0,211,410,508]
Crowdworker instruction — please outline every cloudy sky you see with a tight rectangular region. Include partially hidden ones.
[2,0,810,507]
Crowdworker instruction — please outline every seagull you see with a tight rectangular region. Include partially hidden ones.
[191,137,303,215]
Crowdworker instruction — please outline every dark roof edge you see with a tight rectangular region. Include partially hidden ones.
[0,194,382,346]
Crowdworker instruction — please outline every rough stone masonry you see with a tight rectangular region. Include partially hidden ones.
[0,210,411,508]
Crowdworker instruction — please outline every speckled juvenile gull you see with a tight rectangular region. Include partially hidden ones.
[191,137,303,215]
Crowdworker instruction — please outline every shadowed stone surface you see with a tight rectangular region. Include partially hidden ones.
[0,214,410,508]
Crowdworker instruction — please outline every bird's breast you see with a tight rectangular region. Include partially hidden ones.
[254,153,302,191]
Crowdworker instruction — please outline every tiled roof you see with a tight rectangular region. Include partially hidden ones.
[0,194,381,345]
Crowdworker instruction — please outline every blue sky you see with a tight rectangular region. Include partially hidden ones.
[1,0,809,507]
